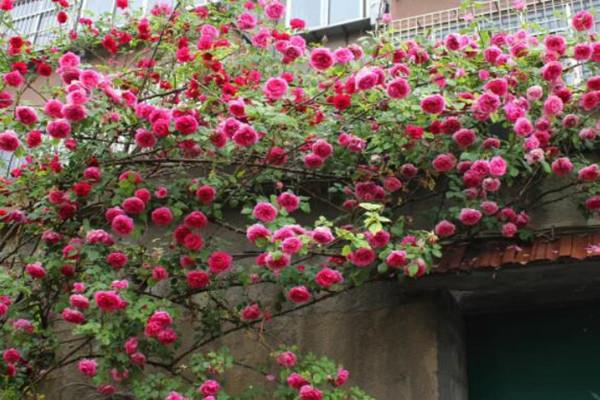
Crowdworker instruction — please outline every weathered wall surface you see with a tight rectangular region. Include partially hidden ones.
[39,282,469,399]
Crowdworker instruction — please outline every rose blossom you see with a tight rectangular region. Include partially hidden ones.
[299,385,323,400]
[572,10,594,31]
[309,48,335,71]
[347,247,376,267]
[288,286,312,303]
[263,77,288,100]
[151,207,173,226]
[276,351,297,367]
[0,130,20,152]
[435,220,456,237]
[26,262,46,279]
[315,268,343,288]
[186,270,210,289]
[15,106,38,125]
[78,359,97,377]
[551,157,573,176]
[241,303,262,321]
[207,251,233,274]
[420,94,445,114]
[432,153,456,172]
[459,208,482,226]
[252,202,278,222]
[276,192,300,212]
[94,291,124,312]
[287,373,309,389]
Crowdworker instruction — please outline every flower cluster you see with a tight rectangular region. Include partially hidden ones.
[0,0,598,398]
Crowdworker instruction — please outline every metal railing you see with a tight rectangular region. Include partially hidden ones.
[391,0,600,41]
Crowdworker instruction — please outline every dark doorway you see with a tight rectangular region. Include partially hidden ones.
[467,303,600,400]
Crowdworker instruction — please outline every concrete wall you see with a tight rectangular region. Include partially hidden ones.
[40,285,467,400]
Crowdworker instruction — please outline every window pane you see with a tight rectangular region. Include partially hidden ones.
[291,0,322,28]
[147,0,174,10]
[127,0,145,11]
[329,0,361,25]
[82,0,115,16]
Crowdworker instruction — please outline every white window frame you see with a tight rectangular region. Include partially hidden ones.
[286,0,368,30]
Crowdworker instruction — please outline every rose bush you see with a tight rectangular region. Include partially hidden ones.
[0,0,599,398]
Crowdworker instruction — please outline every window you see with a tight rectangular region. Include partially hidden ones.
[81,0,116,18]
[287,0,366,29]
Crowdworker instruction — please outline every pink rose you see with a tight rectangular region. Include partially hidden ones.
[263,77,288,100]
[151,207,173,226]
[420,94,445,114]
[0,130,20,152]
[459,208,482,226]
[26,262,46,279]
[195,184,216,204]
[15,106,38,125]
[277,192,300,212]
[241,303,262,321]
[287,372,309,389]
[3,348,20,364]
[69,294,90,309]
[453,128,476,148]
[46,119,72,139]
[186,270,210,289]
[501,222,518,237]
[78,359,97,377]
[334,47,354,64]
[247,223,271,242]
[514,117,533,136]
[435,220,456,237]
[207,251,233,274]
[62,308,85,324]
[94,291,124,312]
[232,124,259,147]
[237,12,257,30]
[288,286,312,303]
[264,1,285,20]
[386,250,407,268]
[489,156,507,177]
[134,129,156,148]
[335,368,349,386]
[198,380,220,396]
[252,202,278,222]
[4,70,23,87]
[309,48,335,71]
[347,247,376,267]
[355,68,378,91]
[299,385,323,400]
[312,227,334,244]
[276,351,297,368]
[432,153,457,172]
[315,268,343,288]
[107,252,128,269]
[578,164,600,181]
[387,77,411,99]
[311,139,333,159]
[543,95,563,116]
[184,211,208,229]
[573,10,594,31]
[281,237,303,254]
[551,157,573,176]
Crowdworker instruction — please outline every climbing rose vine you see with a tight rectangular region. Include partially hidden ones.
[0,0,599,398]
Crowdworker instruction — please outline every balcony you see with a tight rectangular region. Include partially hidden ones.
[391,0,600,41]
